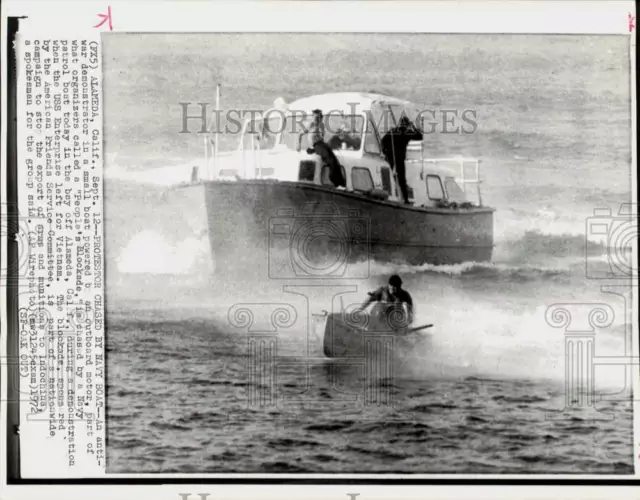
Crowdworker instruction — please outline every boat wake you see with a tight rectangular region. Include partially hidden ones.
[107,213,630,392]
[349,227,629,285]
[115,229,212,275]
[112,224,614,284]
[323,302,630,391]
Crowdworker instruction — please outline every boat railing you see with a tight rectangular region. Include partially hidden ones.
[204,129,280,181]
[201,84,276,181]
[406,142,484,206]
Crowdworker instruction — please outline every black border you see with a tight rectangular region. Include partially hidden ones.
[5,14,23,483]
[8,477,640,485]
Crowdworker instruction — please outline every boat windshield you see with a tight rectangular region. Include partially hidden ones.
[280,113,365,152]
[444,177,467,203]
[241,115,282,151]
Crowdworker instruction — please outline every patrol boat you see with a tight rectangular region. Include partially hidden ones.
[162,92,494,281]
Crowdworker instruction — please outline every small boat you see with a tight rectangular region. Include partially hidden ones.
[315,305,433,358]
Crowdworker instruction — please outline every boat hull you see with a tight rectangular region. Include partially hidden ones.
[160,179,494,282]
[321,312,427,358]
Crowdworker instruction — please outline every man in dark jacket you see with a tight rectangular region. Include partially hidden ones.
[306,109,346,188]
[359,274,414,330]
[381,116,423,204]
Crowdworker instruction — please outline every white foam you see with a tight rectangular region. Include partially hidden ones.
[393,298,630,392]
[116,230,210,275]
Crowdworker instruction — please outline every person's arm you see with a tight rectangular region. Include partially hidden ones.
[408,126,423,142]
[360,288,382,310]
[404,292,414,324]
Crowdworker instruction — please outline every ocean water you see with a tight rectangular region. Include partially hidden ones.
[102,34,635,474]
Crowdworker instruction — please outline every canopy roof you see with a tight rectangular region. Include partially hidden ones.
[285,92,424,136]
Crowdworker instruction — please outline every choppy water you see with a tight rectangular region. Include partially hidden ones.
[102,34,635,474]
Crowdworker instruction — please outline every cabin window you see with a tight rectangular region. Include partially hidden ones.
[281,132,300,151]
[426,175,445,200]
[444,177,467,202]
[293,114,364,152]
[280,116,302,151]
[380,167,392,193]
[299,161,316,181]
[352,167,374,192]
[243,117,280,150]
[261,133,277,150]
[321,165,347,186]
[325,114,364,151]
[242,130,259,151]
[363,118,382,155]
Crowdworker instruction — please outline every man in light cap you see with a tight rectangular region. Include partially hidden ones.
[359,275,414,330]
[306,109,346,188]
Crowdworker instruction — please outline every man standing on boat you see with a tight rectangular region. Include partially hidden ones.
[306,109,346,188]
[381,116,423,204]
[358,275,414,330]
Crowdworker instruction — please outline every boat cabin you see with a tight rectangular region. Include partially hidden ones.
[209,93,484,208]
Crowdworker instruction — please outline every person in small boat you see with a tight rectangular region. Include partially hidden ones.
[306,109,347,188]
[381,116,423,204]
[358,275,414,330]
